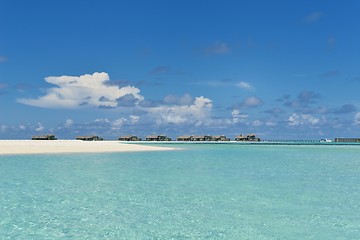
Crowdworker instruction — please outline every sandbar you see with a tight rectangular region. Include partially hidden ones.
[0,140,175,155]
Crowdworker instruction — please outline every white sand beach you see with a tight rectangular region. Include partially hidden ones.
[0,140,175,155]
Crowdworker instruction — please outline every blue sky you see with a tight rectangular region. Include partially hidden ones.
[1,0,360,139]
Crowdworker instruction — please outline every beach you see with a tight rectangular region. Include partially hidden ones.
[0,140,175,155]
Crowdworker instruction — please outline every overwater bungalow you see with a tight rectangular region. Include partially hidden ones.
[32,134,57,140]
[234,135,247,141]
[177,135,193,141]
[235,134,260,142]
[146,135,171,141]
[191,135,212,141]
[76,135,103,141]
[118,135,141,141]
[211,135,230,141]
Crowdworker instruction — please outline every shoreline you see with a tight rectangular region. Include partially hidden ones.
[1,140,359,156]
[0,140,176,155]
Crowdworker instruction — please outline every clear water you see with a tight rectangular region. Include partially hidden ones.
[1,144,359,239]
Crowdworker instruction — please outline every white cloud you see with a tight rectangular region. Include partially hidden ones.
[130,115,140,124]
[18,72,144,109]
[265,121,278,127]
[288,113,320,126]
[19,125,26,130]
[232,109,248,124]
[57,117,137,135]
[236,81,253,90]
[147,96,213,125]
[64,119,74,128]
[35,122,45,132]
[354,112,360,125]
[94,118,111,124]
[111,118,127,130]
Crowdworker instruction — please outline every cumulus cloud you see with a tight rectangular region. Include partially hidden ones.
[111,118,127,130]
[147,96,213,125]
[63,119,74,128]
[236,81,253,90]
[35,122,45,132]
[94,118,111,124]
[265,121,278,127]
[232,109,248,124]
[58,116,141,134]
[288,113,320,126]
[354,112,360,125]
[18,72,144,109]
[129,115,140,124]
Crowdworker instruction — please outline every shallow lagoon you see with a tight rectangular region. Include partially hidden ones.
[1,144,359,239]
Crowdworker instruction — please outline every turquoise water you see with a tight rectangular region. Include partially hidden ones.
[1,144,359,239]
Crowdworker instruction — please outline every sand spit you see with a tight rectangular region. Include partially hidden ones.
[0,140,175,155]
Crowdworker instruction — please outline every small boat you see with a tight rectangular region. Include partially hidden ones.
[320,138,332,143]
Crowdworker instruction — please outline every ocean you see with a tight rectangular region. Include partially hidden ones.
[1,143,359,239]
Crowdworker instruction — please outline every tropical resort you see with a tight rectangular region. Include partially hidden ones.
[145,135,172,141]
[31,133,259,142]
[30,134,360,143]
[76,135,104,141]
[31,134,57,140]
[177,135,230,141]
[234,134,260,142]
[118,135,142,141]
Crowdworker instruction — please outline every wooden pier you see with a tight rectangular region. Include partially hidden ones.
[261,139,318,143]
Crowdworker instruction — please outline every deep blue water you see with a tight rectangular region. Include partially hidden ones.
[0,144,359,239]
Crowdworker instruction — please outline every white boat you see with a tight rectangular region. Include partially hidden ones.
[320,138,332,143]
